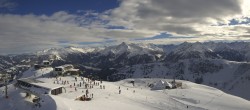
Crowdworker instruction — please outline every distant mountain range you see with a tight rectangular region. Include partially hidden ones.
[1,41,250,100]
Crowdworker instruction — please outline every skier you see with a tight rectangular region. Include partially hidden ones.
[85,84,87,89]
[86,89,89,96]
[100,85,102,89]
[103,85,105,89]
[91,93,93,98]
[119,89,121,94]
[82,95,86,101]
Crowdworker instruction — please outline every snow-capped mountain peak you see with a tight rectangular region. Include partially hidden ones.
[175,42,212,53]
[100,42,164,58]
[35,46,99,56]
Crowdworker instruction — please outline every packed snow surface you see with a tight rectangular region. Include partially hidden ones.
[1,67,250,110]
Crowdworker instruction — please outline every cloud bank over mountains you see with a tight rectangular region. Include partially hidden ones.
[0,0,250,54]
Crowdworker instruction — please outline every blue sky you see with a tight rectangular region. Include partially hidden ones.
[0,0,250,54]
[4,0,119,15]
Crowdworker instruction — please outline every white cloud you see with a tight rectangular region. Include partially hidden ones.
[0,12,100,54]
[0,0,16,10]
[0,11,156,54]
[1,0,250,54]
[108,0,242,30]
[242,0,250,17]
[102,0,250,44]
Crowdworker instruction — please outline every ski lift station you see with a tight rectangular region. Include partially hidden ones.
[34,60,53,69]
[42,60,52,67]
[53,64,80,76]
[16,78,64,96]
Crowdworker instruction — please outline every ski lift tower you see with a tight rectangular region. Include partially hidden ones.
[1,72,10,98]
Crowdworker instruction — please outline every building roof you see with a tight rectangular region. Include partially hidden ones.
[55,64,73,68]
[68,69,79,71]
[18,78,62,90]
[32,82,62,90]
[18,78,43,83]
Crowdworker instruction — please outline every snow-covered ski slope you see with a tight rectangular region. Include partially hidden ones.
[116,60,250,100]
[0,67,250,110]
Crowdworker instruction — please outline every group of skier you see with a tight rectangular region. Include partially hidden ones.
[54,76,107,101]
[118,86,136,94]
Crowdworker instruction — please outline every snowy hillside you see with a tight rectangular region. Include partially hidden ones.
[114,59,250,100]
[1,68,250,110]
